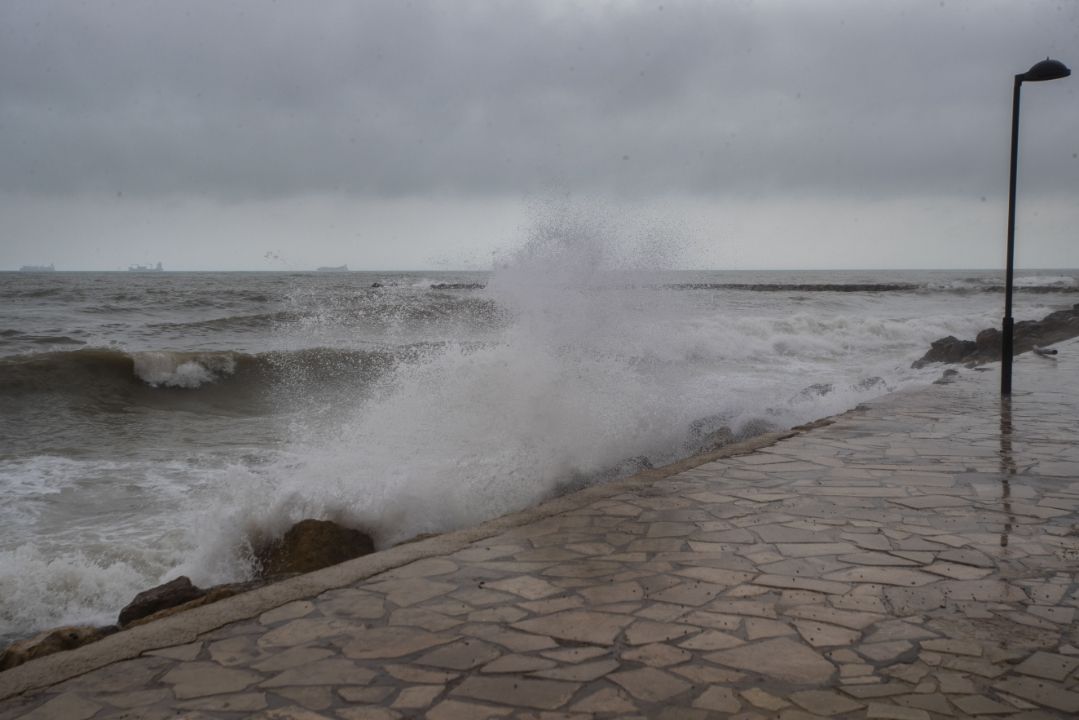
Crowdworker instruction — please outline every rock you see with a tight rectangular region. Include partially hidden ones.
[933,369,960,385]
[124,579,271,628]
[255,519,375,578]
[119,576,206,626]
[912,305,1079,368]
[0,625,117,670]
[911,336,977,368]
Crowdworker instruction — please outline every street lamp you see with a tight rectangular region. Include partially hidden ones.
[1001,58,1070,395]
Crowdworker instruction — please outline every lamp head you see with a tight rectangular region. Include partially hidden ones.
[1021,58,1071,82]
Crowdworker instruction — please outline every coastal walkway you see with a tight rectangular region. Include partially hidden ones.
[2,342,1078,719]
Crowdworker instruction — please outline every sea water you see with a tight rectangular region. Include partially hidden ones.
[2,231,1077,642]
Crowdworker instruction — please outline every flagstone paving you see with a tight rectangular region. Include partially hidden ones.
[1,342,1078,719]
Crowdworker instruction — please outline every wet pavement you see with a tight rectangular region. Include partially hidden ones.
[1,341,1077,719]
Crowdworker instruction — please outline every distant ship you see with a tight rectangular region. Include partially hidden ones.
[19,264,55,272]
[316,265,349,272]
[128,262,164,272]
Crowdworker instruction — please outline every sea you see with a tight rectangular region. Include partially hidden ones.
[2,242,1078,643]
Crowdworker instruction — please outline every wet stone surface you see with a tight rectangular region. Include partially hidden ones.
[2,344,1079,718]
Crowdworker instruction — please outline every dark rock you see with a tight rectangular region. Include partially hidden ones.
[430,283,485,290]
[255,519,375,578]
[854,376,887,392]
[933,369,961,385]
[974,328,1001,355]
[0,625,117,670]
[913,306,1079,368]
[123,579,271,628]
[118,576,206,626]
[370,282,382,288]
[791,383,835,401]
[911,336,978,368]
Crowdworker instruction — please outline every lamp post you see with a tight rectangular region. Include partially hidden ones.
[1001,57,1070,395]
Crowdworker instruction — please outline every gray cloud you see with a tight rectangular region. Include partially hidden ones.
[3,0,1076,203]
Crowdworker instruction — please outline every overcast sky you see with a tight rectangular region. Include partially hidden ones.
[2,0,1077,270]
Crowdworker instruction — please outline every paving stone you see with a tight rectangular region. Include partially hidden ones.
[531,658,619,681]
[161,663,263,699]
[272,687,334,711]
[251,647,336,673]
[98,688,174,709]
[922,562,993,580]
[426,699,513,719]
[951,694,1020,715]
[11,693,102,720]
[258,618,349,648]
[414,639,504,670]
[338,686,396,703]
[753,574,850,595]
[706,637,835,684]
[858,641,915,663]
[317,589,386,620]
[920,639,982,657]
[383,665,459,685]
[260,601,316,625]
[484,576,564,600]
[788,605,883,630]
[481,654,557,673]
[511,609,633,644]
[823,567,939,587]
[260,658,377,687]
[342,627,455,659]
[789,690,864,716]
[609,667,692,703]
[741,687,791,710]
[624,619,697,645]
[693,686,741,712]
[620,642,692,667]
[391,685,444,709]
[452,676,581,710]
[745,617,796,639]
[569,688,639,714]
[648,580,727,605]
[865,703,931,720]
[540,646,610,664]
[678,629,744,650]
[337,708,402,720]
[461,625,558,652]
[385,607,461,632]
[1013,651,1079,681]
[250,707,335,719]
[146,641,203,661]
[177,692,269,712]
[794,620,861,647]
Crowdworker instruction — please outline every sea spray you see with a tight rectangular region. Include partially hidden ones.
[180,205,960,583]
[5,257,1068,638]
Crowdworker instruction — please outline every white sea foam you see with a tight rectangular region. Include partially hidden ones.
[132,351,236,388]
[8,211,1070,637]
[179,204,994,582]
[0,546,150,641]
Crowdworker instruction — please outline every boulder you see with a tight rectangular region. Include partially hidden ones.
[123,579,270,628]
[255,519,375,578]
[912,304,1079,368]
[118,576,206,626]
[911,336,977,368]
[0,625,117,670]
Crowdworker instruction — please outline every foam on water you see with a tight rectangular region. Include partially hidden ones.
[4,214,1074,639]
[178,206,975,585]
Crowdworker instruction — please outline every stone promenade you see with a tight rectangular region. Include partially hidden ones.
[1,342,1078,719]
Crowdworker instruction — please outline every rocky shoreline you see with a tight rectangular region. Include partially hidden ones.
[0,519,377,671]
[912,303,1079,368]
[7,303,1073,673]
